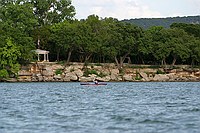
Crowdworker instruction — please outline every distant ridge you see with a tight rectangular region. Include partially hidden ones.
[122,15,200,29]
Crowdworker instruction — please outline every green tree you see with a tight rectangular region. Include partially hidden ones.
[75,15,104,63]
[145,26,172,66]
[50,20,80,63]
[31,0,75,25]
[171,23,200,38]
[0,38,21,79]
[102,19,143,69]
[187,37,200,66]
[168,28,191,66]
[30,0,76,52]
[0,1,37,63]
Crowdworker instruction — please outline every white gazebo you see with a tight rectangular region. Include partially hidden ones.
[35,49,49,62]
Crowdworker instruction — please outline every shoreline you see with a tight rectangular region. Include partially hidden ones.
[2,62,200,82]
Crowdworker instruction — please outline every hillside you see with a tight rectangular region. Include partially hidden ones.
[122,15,200,29]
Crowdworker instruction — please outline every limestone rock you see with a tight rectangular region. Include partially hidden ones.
[37,76,44,82]
[42,70,54,76]
[96,76,111,82]
[18,70,32,76]
[31,76,38,82]
[139,72,149,81]
[153,74,169,81]
[6,78,18,82]
[79,76,94,82]
[74,69,83,77]
[123,74,133,81]
[64,72,78,81]
[43,76,54,82]
[110,74,118,81]
[117,76,123,81]
[195,71,200,76]
[111,69,119,75]
[52,64,63,70]
[53,74,62,80]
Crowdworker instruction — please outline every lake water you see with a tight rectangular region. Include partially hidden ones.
[0,82,200,133]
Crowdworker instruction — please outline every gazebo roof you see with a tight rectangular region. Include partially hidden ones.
[35,49,49,54]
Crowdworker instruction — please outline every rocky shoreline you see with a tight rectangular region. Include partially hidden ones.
[4,62,200,82]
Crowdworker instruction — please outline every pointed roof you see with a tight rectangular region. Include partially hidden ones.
[35,49,49,54]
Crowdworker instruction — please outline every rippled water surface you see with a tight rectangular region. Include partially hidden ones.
[0,82,200,133]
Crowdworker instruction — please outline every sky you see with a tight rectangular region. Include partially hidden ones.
[72,0,200,20]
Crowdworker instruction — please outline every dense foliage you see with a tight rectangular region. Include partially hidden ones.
[0,1,200,79]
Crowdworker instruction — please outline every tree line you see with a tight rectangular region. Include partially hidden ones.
[0,0,200,78]
[123,15,200,29]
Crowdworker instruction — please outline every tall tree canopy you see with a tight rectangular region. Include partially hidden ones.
[31,0,75,25]
[0,1,37,62]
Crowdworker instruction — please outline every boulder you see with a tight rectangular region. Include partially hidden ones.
[153,74,169,81]
[53,74,62,80]
[6,78,18,82]
[18,70,32,76]
[123,74,133,81]
[117,76,123,81]
[88,74,97,78]
[79,76,94,82]
[195,71,200,76]
[74,69,83,77]
[42,70,54,76]
[51,64,63,70]
[64,72,78,81]
[110,73,118,81]
[139,72,150,81]
[31,76,38,82]
[93,66,102,70]
[73,65,83,70]
[111,69,119,75]
[37,76,44,82]
[65,66,77,72]
[43,76,54,82]
[96,76,111,82]
[42,65,52,71]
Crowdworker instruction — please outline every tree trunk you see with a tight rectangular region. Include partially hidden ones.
[120,57,124,68]
[171,57,177,66]
[161,58,167,68]
[114,56,120,70]
[127,57,132,64]
[84,53,92,63]
[139,55,144,64]
[115,52,130,70]
[191,59,194,68]
[56,48,60,61]
[66,49,72,64]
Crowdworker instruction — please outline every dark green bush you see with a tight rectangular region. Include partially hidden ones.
[55,69,62,75]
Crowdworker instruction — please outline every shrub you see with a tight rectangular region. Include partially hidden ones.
[148,65,160,69]
[156,69,165,74]
[135,71,142,80]
[135,76,142,80]
[55,69,62,75]
[0,69,9,79]
[131,65,145,69]
[98,72,107,78]
[94,63,103,66]
[83,69,98,77]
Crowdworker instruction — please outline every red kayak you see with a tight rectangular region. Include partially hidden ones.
[80,82,107,86]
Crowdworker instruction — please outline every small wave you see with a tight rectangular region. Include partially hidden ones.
[183,108,200,112]
[105,126,127,131]
[110,115,133,122]
[138,119,172,124]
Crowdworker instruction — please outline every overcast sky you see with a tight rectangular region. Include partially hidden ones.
[72,0,200,20]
